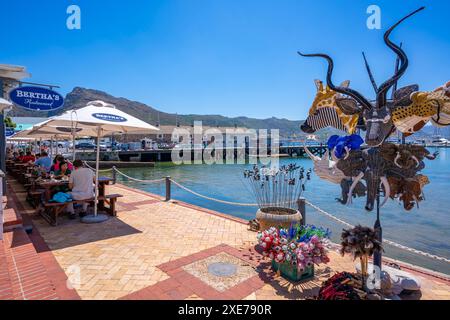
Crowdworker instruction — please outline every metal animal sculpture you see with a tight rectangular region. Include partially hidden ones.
[301,80,359,134]
[380,143,436,174]
[336,149,390,211]
[338,178,366,205]
[388,175,429,210]
[430,81,450,127]
[391,83,450,134]
[351,149,390,211]
[299,7,426,147]
[380,144,434,209]
[304,144,366,203]
[303,146,347,184]
[327,134,364,160]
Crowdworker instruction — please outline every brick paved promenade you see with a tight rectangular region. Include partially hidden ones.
[2,178,449,300]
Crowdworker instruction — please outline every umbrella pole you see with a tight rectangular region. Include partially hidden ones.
[94,126,100,217]
[72,133,76,161]
[50,137,54,159]
[82,125,108,223]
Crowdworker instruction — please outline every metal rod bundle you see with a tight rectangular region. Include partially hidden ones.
[243,164,311,209]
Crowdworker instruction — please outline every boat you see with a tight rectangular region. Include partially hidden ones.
[431,135,450,146]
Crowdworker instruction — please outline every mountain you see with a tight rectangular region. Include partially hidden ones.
[8,87,306,137]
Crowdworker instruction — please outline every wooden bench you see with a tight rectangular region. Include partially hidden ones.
[26,189,45,209]
[41,194,123,226]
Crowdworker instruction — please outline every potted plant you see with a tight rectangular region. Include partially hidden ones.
[257,224,331,281]
[243,164,310,230]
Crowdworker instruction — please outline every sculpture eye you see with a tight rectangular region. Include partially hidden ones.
[383,115,391,123]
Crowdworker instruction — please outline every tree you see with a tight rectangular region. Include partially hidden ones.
[4,116,16,129]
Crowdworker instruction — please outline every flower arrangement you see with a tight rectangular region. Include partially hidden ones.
[257,224,331,279]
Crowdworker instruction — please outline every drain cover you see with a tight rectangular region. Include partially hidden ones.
[207,262,238,277]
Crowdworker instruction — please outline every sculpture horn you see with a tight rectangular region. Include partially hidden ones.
[394,151,402,168]
[411,155,420,168]
[380,176,390,207]
[346,171,364,205]
[303,144,321,161]
[376,7,425,109]
[298,52,373,110]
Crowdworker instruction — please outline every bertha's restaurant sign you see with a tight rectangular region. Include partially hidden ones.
[9,86,64,111]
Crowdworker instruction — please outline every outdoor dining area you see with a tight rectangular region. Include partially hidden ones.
[5,99,159,225]
[6,158,120,225]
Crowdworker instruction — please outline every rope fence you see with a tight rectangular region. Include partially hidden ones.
[83,161,114,173]
[113,167,165,184]
[85,165,450,264]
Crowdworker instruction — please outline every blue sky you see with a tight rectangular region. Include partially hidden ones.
[1,0,449,120]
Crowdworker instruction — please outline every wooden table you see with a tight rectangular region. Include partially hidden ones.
[37,176,114,202]
[36,176,117,225]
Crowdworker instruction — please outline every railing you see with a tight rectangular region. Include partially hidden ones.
[0,169,4,240]
[84,163,450,264]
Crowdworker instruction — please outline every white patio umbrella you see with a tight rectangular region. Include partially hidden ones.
[0,97,13,111]
[38,100,159,223]
[12,128,74,159]
[17,120,89,160]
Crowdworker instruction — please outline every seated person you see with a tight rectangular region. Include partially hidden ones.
[6,148,13,160]
[34,151,52,172]
[66,159,74,170]
[50,155,64,172]
[67,160,95,219]
[54,161,71,178]
[16,151,24,162]
[53,161,71,192]
[21,150,36,163]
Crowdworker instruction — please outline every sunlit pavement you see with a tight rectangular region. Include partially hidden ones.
[4,178,450,300]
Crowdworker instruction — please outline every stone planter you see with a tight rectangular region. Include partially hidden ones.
[272,260,314,282]
[256,207,302,230]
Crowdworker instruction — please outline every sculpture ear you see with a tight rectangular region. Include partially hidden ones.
[340,80,350,88]
[445,81,450,88]
[394,84,419,106]
[314,79,323,91]
[335,97,360,115]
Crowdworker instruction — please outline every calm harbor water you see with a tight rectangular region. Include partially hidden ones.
[112,147,450,275]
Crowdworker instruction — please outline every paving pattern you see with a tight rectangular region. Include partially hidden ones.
[7,179,450,300]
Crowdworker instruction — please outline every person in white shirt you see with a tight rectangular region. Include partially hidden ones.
[67,160,95,219]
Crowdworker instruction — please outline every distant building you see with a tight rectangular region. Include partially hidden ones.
[118,125,267,148]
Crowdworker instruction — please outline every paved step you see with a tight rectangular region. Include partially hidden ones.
[0,241,14,299]
[2,228,59,300]
[2,208,23,231]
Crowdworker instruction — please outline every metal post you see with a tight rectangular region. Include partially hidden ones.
[0,78,6,194]
[112,166,116,185]
[373,188,382,270]
[0,169,4,239]
[165,176,171,201]
[297,197,306,225]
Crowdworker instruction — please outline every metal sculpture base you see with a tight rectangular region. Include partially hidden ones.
[81,213,109,224]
